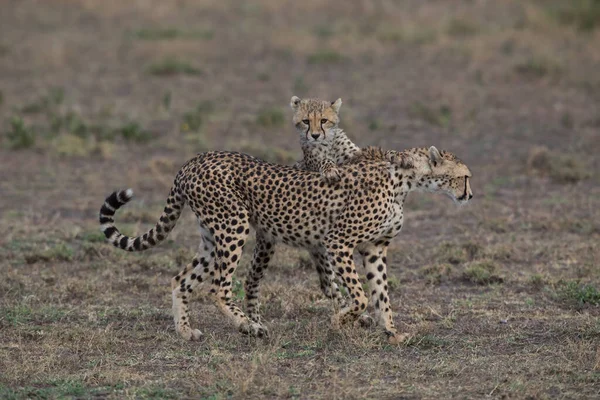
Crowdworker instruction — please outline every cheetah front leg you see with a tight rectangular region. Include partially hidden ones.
[361,243,409,345]
[171,234,217,341]
[210,216,268,337]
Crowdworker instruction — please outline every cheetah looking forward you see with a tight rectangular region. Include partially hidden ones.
[290,96,360,183]
[99,146,473,344]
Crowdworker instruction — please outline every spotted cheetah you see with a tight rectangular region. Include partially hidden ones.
[99,146,473,344]
[285,96,363,301]
[290,96,360,184]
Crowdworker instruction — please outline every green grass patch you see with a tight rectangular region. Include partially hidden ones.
[557,280,600,307]
[376,26,437,45]
[5,116,36,149]
[527,146,590,184]
[445,18,480,37]
[77,230,107,243]
[24,243,74,264]
[314,25,335,38]
[368,119,382,131]
[119,122,152,143]
[131,27,213,40]
[20,88,64,114]
[514,57,562,78]
[462,261,503,285]
[421,263,453,285]
[437,242,480,265]
[307,49,345,64]
[2,304,67,326]
[182,100,214,132]
[0,380,120,400]
[409,102,452,127]
[256,107,285,128]
[146,58,202,76]
[232,277,245,302]
[546,0,600,32]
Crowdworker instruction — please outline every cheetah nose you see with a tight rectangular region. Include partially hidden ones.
[468,193,473,200]
[311,133,321,140]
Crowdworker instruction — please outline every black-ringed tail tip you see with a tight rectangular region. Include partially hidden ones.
[99,186,183,252]
[99,189,134,238]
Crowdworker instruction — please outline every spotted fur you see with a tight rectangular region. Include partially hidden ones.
[99,146,473,344]
[290,96,361,184]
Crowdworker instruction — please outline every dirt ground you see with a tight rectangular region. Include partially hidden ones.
[1,0,599,398]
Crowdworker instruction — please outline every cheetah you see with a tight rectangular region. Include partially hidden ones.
[99,146,473,344]
[290,96,360,184]
[285,96,363,301]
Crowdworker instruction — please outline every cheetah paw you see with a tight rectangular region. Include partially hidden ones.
[386,331,410,345]
[240,321,269,338]
[355,314,376,328]
[178,328,203,341]
[322,167,342,184]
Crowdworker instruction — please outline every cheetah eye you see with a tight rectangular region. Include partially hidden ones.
[321,119,328,124]
[302,119,309,125]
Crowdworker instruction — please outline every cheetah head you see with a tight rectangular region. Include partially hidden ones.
[290,96,342,144]
[424,146,473,205]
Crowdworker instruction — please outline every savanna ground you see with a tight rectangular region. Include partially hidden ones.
[1,0,599,398]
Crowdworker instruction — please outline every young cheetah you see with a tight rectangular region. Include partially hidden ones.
[290,96,360,184]
[99,146,473,344]
[286,96,363,300]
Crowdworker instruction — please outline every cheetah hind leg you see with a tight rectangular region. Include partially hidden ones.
[171,234,216,341]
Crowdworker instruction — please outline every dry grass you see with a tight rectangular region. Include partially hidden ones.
[1,0,600,398]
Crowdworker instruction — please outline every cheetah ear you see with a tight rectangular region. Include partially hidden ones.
[290,96,302,111]
[331,98,342,114]
[429,146,443,166]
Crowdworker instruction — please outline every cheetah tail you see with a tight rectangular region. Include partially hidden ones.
[99,187,185,252]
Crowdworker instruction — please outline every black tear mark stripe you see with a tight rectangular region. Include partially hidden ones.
[98,188,185,252]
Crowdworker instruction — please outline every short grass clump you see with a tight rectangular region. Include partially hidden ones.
[256,107,285,128]
[462,261,503,285]
[376,25,438,45]
[24,243,74,264]
[437,242,480,265]
[409,102,452,127]
[546,0,600,32]
[182,101,215,132]
[119,122,151,143]
[557,280,600,308]
[5,116,35,149]
[421,263,453,285]
[307,49,345,64]
[20,87,64,115]
[514,56,562,79]
[445,18,480,37]
[146,58,202,76]
[526,146,590,183]
[131,27,213,40]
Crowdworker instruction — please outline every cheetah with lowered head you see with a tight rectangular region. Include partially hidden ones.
[99,146,473,344]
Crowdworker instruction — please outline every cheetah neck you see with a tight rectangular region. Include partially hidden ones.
[300,128,360,163]
[400,149,438,193]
